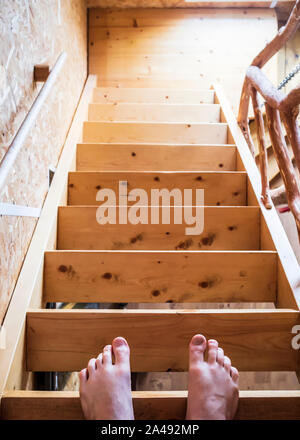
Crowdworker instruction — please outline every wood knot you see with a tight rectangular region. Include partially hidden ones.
[152,290,160,297]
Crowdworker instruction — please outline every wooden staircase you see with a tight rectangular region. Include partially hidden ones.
[1,77,300,420]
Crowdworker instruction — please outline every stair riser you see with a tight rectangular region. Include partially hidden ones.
[83,121,228,144]
[88,103,221,123]
[57,206,260,251]
[93,88,215,104]
[26,310,299,372]
[68,171,247,206]
[76,144,237,172]
[44,251,277,303]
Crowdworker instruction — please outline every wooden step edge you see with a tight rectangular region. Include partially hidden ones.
[27,307,297,314]
[83,121,228,127]
[45,249,277,254]
[76,142,237,147]
[89,102,221,107]
[2,390,300,420]
[68,170,247,175]
[93,87,215,93]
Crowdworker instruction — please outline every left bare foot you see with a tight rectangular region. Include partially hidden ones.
[79,336,134,420]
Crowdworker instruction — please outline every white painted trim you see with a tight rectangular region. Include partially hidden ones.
[0,203,41,218]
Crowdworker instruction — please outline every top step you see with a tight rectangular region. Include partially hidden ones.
[93,87,215,104]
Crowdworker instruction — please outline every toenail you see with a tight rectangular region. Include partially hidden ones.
[114,337,126,347]
[208,339,218,345]
[192,335,205,345]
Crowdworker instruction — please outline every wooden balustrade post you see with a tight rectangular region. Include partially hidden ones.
[250,88,272,209]
[280,106,300,174]
[265,103,300,238]
[238,81,255,156]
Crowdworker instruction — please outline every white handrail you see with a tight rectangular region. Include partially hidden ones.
[0,52,67,193]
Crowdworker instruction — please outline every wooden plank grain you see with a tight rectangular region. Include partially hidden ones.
[88,103,221,123]
[76,144,237,172]
[26,309,299,372]
[3,390,300,420]
[92,88,215,104]
[57,206,260,250]
[43,250,277,303]
[82,121,228,145]
[67,171,247,206]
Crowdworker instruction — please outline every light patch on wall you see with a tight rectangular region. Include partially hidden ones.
[58,0,61,25]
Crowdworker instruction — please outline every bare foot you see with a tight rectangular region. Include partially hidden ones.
[79,337,134,420]
[186,334,239,420]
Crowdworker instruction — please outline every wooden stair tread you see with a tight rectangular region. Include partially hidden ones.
[76,143,237,172]
[3,390,300,420]
[88,102,221,123]
[93,87,215,104]
[44,250,277,303]
[57,206,260,251]
[97,78,208,89]
[67,171,247,206]
[82,121,228,144]
[26,309,299,372]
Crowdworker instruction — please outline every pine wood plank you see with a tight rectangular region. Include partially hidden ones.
[88,103,221,123]
[57,206,260,250]
[92,87,215,104]
[76,144,237,172]
[3,390,300,420]
[67,171,247,206]
[82,121,228,144]
[96,78,207,89]
[26,309,299,372]
[43,250,277,303]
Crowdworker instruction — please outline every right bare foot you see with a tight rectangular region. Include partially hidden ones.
[186,334,239,420]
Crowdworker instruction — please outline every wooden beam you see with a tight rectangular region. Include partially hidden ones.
[57,206,261,250]
[82,121,228,144]
[33,65,50,82]
[67,171,247,206]
[76,143,237,172]
[93,87,214,104]
[3,389,300,420]
[43,250,277,303]
[26,309,299,372]
[88,103,221,123]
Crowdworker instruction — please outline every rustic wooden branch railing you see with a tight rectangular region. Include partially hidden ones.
[238,0,300,236]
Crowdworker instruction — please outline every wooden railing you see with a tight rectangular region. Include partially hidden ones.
[238,0,300,236]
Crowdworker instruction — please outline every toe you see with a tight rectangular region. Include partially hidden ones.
[189,334,206,365]
[207,339,218,364]
[79,368,88,384]
[103,344,112,365]
[230,366,239,383]
[217,347,224,366]
[224,355,231,373]
[87,358,96,376]
[79,368,88,395]
[96,353,103,369]
[112,337,130,367]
